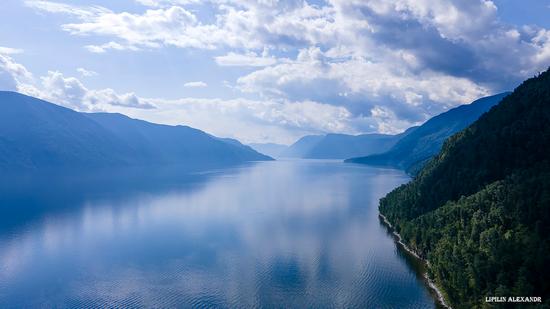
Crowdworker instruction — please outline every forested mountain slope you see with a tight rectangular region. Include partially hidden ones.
[379,70,550,308]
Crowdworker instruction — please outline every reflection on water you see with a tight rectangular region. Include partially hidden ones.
[0,160,437,308]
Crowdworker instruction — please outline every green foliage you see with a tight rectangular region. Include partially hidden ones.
[380,69,550,308]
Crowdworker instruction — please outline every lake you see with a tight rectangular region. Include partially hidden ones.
[0,160,438,308]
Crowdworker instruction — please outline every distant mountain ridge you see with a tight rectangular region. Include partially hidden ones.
[280,128,417,159]
[248,143,288,158]
[0,91,271,170]
[279,135,324,158]
[345,92,510,173]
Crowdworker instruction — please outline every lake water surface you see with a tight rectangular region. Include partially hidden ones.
[0,160,438,308]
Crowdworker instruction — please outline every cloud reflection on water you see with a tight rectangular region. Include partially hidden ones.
[0,160,435,308]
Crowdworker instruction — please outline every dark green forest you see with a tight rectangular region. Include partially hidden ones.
[379,68,550,308]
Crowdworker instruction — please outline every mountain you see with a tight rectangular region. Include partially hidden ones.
[249,143,288,158]
[216,137,272,159]
[378,69,550,308]
[279,135,324,158]
[280,128,416,159]
[0,92,133,169]
[0,91,271,170]
[345,92,510,173]
[86,113,271,165]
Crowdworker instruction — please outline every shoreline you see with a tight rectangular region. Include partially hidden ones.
[379,213,452,309]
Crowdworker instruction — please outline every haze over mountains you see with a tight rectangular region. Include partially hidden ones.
[284,132,412,159]
[0,91,271,170]
[258,128,417,160]
[0,90,511,173]
[248,143,288,158]
[249,93,508,168]
[346,93,510,173]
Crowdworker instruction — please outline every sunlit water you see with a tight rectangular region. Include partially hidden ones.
[0,160,437,308]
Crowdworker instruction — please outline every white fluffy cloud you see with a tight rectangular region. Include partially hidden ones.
[85,41,140,53]
[237,47,489,128]
[24,0,338,51]
[214,51,279,67]
[77,67,97,77]
[19,0,550,141]
[117,97,364,144]
[0,53,154,111]
[38,71,155,110]
[0,52,361,143]
[0,53,33,92]
[183,81,207,88]
[0,47,24,55]
[135,0,199,7]
[25,0,550,88]
[24,0,110,19]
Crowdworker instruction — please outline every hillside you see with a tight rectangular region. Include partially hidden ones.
[345,93,509,173]
[0,92,133,169]
[378,70,550,308]
[0,91,271,170]
[281,128,415,159]
[86,113,270,165]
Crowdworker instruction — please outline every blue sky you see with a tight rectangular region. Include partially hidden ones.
[1,0,549,144]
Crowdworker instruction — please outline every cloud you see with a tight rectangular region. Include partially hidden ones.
[237,47,489,126]
[26,0,550,85]
[38,71,156,111]
[135,0,199,7]
[183,81,207,88]
[24,0,337,51]
[77,67,97,77]
[0,47,23,55]
[0,53,34,91]
[24,0,109,19]
[0,54,154,111]
[328,0,550,88]
[85,41,140,53]
[20,0,550,140]
[116,97,367,144]
[1,53,369,144]
[0,50,435,143]
[214,51,279,67]
[28,2,208,50]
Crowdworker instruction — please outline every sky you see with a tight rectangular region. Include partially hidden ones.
[0,0,549,144]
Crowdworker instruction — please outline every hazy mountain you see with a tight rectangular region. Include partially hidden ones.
[216,137,271,159]
[249,143,288,158]
[86,113,271,165]
[0,91,271,170]
[378,69,550,307]
[0,92,134,169]
[280,128,416,159]
[279,135,324,158]
[346,92,510,173]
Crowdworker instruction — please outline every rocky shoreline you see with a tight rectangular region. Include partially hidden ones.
[379,213,452,309]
